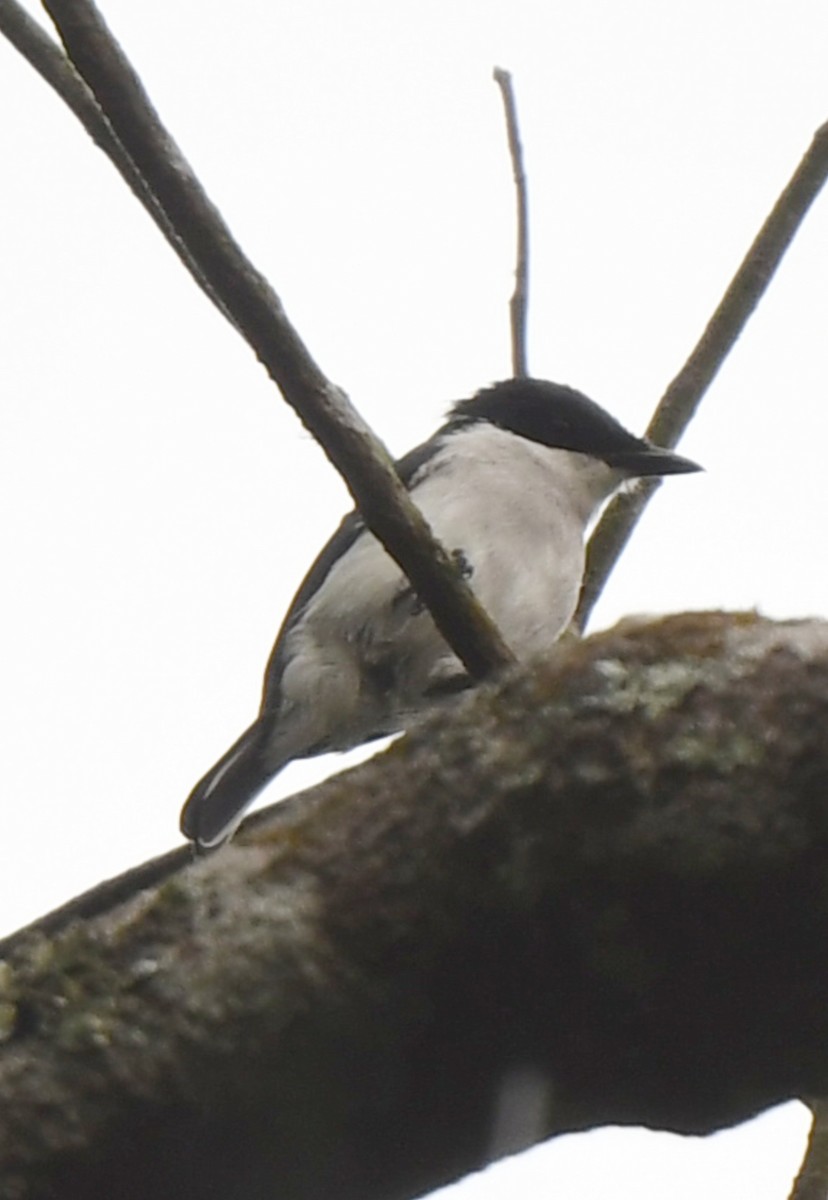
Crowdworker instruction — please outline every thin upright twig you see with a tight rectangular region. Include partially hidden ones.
[493,67,529,377]
[20,0,513,679]
[788,1100,828,1200]
[574,119,828,632]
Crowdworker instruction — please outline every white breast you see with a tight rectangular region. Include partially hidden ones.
[406,423,618,657]
[276,423,621,751]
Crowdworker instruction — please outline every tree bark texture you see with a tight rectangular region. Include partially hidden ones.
[2,611,828,1200]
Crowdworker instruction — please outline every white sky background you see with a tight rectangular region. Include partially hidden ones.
[1,0,826,1195]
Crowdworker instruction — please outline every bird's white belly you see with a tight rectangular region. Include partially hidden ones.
[277,429,605,748]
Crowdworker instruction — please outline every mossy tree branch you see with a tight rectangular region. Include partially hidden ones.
[3,613,828,1199]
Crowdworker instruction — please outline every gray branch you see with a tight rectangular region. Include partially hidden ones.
[0,0,240,328]
[3,612,828,1200]
[575,119,828,631]
[493,67,530,377]
[0,0,513,680]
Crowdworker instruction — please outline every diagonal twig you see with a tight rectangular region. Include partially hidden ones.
[0,0,239,329]
[788,1100,828,1200]
[574,119,828,632]
[23,0,513,679]
[493,66,530,377]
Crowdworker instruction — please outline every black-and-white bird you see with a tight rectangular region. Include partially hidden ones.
[181,378,700,848]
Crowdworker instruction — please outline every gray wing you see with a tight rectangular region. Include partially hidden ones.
[260,430,451,705]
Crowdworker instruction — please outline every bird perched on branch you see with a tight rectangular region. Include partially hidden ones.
[181,378,700,848]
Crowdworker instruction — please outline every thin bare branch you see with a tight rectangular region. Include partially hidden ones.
[493,66,529,377]
[574,119,828,632]
[25,0,512,679]
[788,1101,828,1200]
[0,0,239,329]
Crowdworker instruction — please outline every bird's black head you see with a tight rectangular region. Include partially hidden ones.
[447,378,701,476]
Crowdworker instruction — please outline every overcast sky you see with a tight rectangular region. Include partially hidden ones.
[1,1,827,1196]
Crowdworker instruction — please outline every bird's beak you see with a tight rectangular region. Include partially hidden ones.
[610,445,703,477]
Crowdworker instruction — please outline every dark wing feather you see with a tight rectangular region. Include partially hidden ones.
[260,429,450,705]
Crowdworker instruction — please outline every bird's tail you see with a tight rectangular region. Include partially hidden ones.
[180,719,284,850]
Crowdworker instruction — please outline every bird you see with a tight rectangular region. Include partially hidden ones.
[181,377,701,848]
